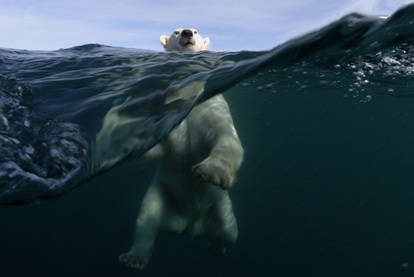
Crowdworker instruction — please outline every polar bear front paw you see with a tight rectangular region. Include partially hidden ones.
[192,158,234,190]
[119,251,149,270]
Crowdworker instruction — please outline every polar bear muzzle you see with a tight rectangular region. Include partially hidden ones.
[181,29,193,38]
[179,29,195,47]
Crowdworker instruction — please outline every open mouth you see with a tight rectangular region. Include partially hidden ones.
[184,41,194,46]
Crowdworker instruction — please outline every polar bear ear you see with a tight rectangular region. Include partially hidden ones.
[203,37,210,50]
[160,35,169,48]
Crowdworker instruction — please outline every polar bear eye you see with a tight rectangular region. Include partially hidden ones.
[174,31,180,35]
[194,31,198,34]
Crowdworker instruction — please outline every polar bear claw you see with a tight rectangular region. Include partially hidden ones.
[192,158,234,190]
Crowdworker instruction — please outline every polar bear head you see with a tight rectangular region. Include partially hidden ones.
[160,28,210,52]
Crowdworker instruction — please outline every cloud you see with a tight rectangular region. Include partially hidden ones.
[0,13,151,50]
[0,0,411,51]
[330,0,411,16]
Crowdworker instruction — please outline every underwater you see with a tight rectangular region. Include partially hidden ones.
[2,4,414,276]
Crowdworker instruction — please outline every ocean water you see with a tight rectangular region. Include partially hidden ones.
[1,4,414,276]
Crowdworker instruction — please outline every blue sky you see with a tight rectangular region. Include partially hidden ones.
[0,0,412,51]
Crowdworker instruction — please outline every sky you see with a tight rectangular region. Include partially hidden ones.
[0,0,412,51]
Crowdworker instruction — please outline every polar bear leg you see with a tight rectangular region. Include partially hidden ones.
[119,182,164,269]
[207,194,238,255]
[189,95,244,190]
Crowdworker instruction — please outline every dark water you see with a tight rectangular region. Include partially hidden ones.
[1,4,414,276]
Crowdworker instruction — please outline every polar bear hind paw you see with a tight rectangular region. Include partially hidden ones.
[192,158,234,190]
[119,251,149,270]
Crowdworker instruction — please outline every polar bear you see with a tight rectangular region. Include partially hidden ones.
[118,28,244,269]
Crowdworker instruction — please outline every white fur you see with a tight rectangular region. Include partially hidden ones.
[118,29,243,270]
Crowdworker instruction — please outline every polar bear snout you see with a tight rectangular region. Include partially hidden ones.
[179,29,195,47]
[179,38,195,47]
[181,29,193,38]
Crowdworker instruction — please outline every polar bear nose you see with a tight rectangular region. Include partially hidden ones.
[181,29,193,38]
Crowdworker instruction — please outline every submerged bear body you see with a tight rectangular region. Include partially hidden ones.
[119,29,244,269]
